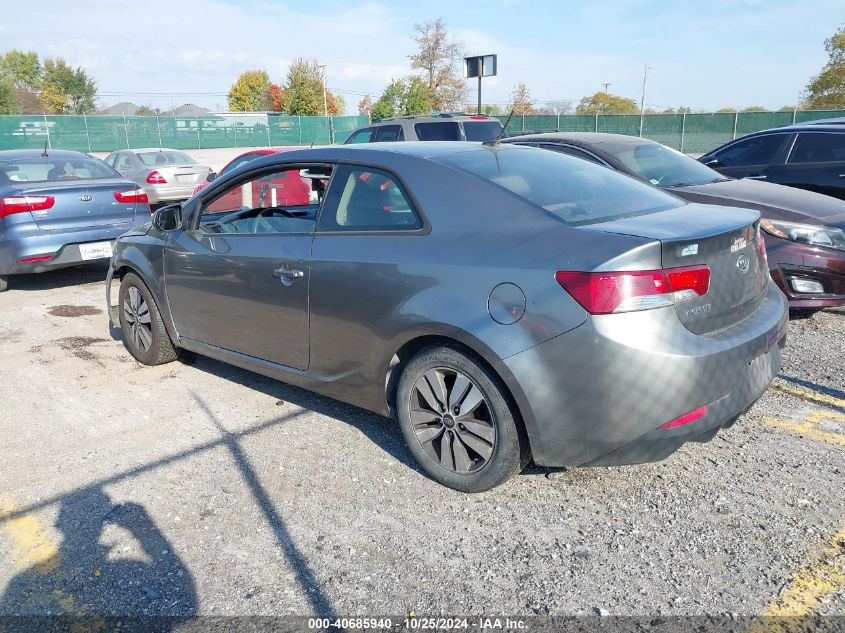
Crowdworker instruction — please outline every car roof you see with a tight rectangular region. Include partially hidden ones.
[372,114,499,124]
[504,132,651,147]
[124,147,191,153]
[0,149,93,160]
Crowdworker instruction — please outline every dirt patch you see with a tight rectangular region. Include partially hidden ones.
[48,305,103,318]
[30,336,109,365]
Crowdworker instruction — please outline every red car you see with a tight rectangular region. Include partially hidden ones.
[192,147,304,197]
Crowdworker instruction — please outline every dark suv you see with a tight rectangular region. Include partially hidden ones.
[344,114,503,144]
[699,123,845,200]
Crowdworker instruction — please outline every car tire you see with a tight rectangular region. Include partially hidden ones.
[118,272,177,366]
[397,345,528,492]
[0,275,7,293]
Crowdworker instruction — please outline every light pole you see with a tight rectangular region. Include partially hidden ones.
[602,83,611,93]
[319,64,332,144]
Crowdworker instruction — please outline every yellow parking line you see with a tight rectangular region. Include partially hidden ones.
[0,492,60,573]
[752,523,845,632]
[762,412,845,448]
[770,384,845,410]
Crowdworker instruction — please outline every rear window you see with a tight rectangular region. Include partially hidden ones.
[463,120,503,142]
[0,156,118,183]
[435,146,682,225]
[414,121,460,141]
[136,150,196,166]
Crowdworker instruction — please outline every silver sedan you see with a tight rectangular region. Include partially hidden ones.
[104,148,211,205]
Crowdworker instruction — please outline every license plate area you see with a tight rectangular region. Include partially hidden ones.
[79,241,113,261]
[748,348,776,394]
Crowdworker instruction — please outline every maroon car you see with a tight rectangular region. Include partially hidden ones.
[505,133,845,310]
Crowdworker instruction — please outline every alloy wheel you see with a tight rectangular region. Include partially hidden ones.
[409,367,496,473]
[123,286,152,353]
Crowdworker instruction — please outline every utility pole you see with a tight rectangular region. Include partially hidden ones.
[602,83,611,93]
[638,64,650,137]
[319,64,332,144]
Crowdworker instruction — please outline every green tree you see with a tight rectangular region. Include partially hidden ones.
[371,79,405,120]
[41,58,97,114]
[716,107,737,113]
[408,18,465,111]
[0,50,42,90]
[400,76,431,115]
[277,58,323,115]
[228,69,271,111]
[575,92,639,115]
[805,25,845,109]
[0,76,19,114]
[741,105,767,112]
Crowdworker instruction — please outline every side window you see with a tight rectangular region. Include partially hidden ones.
[318,166,421,232]
[788,133,845,164]
[198,166,328,235]
[221,153,259,175]
[104,154,117,167]
[345,128,375,144]
[374,125,404,142]
[715,134,790,167]
[414,121,461,141]
[115,154,133,170]
[541,144,605,165]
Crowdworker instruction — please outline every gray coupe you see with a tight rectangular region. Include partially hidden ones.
[106,142,788,491]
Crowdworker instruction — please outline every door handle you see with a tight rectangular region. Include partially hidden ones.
[838,174,845,178]
[745,175,767,180]
[272,265,304,279]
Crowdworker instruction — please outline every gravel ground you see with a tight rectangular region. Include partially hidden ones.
[0,264,842,628]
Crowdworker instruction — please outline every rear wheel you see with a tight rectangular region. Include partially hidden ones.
[397,345,527,492]
[0,275,7,292]
[118,273,177,365]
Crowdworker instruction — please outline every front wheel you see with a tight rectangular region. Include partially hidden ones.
[396,346,528,492]
[118,273,177,365]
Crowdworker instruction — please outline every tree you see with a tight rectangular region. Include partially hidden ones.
[778,105,799,112]
[575,91,638,115]
[741,105,767,112]
[371,79,405,120]
[328,93,346,116]
[0,50,41,90]
[357,95,373,116]
[716,107,737,113]
[227,69,271,112]
[371,78,432,120]
[804,25,845,109]
[509,83,534,115]
[0,76,18,114]
[268,83,285,112]
[408,18,465,111]
[135,104,162,116]
[41,58,97,114]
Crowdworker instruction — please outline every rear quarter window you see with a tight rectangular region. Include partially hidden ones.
[435,146,682,225]
[414,121,461,141]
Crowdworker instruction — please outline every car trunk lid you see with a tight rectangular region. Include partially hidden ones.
[581,203,769,334]
[153,164,207,187]
[24,179,145,231]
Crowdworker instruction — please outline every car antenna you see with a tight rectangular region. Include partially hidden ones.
[485,110,514,147]
[41,140,48,158]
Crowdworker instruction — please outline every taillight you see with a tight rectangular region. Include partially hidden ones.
[555,265,710,315]
[0,195,55,219]
[114,189,149,204]
[18,254,54,263]
[146,170,167,184]
[469,115,489,120]
[660,406,708,429]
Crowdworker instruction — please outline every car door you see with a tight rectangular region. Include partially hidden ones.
[706,132,793,181]
[163,163,329,370]
[766,131,845,200]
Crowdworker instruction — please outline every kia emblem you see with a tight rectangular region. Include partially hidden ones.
[79,194,92,202]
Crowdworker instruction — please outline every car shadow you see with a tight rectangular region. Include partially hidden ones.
[186,354,422,475]
[6,262,109,292]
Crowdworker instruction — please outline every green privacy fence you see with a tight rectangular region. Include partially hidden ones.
[0,113,370,153]
[497,109,845,154]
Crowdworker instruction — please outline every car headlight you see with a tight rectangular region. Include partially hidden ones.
[761,219,845,251]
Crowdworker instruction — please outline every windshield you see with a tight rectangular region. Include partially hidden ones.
[609,141,725,187]
[0,156,119,183]
[435,145,682,225]
[137,150,196,166]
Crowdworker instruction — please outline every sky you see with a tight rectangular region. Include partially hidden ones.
[2,0,841,114]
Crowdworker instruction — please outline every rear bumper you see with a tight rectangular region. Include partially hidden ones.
[505,281,789,468]
[0,225,132,275]
[766,234,845,309]
[145,185,196,204]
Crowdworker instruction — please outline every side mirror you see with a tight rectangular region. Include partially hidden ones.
[152,204,182,232]
[206,172,217,182]
[704,159,722,168]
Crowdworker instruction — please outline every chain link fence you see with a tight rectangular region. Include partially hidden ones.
[0,110,842,155]
[497,109,845,154]
[0,113,370,153]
